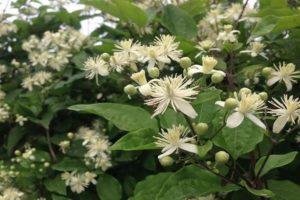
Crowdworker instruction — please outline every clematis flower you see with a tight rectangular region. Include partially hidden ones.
[216,92,266,129]
[240,41,268,59]
[83,56,110,84]
[268,95,300,133]
[155,125,198,159]
[145,75,198,118]
[267,62,300,91]
[188,56,226,76]
[154,35,182,62]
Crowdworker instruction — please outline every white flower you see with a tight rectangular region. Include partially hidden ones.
[109,52,129,72]
[240,41,267,59]
[114,39,141,62]
[62,171,97,194]
[15,114,28,126]
[216,92,266,129]
[131,70,152,96]
[145,75,198,118]
[140,45,170,69]
[268,95,300,133]
[188,56,226,76]
[217,25,240,43]
[0,104,10,123]
[155,125,198,159]
[267,62,300,91]
[0,187,24,200]
[59,140,70,154]
[195,39,220,57]
[83,56,110,83]
[154,35,182,62]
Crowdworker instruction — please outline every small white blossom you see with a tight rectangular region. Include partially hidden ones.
[0,187,24,200]
[216,92,266,129]
[155,125,198,159]
[154,35,182,62]
[217,25,239,43]
[268,95,300,133]
[83,56,110,83]
[145,75,198,118]
[15,114,28,126]
[267,62,300,91]
[240,41,267,59]
[140,45,170,69]
[62,171,97,194]
[188,56,225,76]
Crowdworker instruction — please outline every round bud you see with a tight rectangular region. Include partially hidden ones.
[239,87,251,96]
[10,166,15,170]
[30,164,36,169]
[253,77,259,84]
[206,161,212,166]
[100,53,110,62]
[159,156,174,167]
[67,132,74,140]
[29,155,35,161]
[262,67,273,77]
[211,73,224,84]
[39,168,43,172]
[179,57,192,69]
[14,150,21,156]
[9,171,14,176]
[215,151,230,164]
[44,162,50,168]
[259,92,268,101]
[148,67,160,78]
[41,158,46,162]
[11,158,15,162]
[244,79,250,86]
[195,123,208,135]
[212,168,220,174]
[124,84,137,96]
[225,98,238,110]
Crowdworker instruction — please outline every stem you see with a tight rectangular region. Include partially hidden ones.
[183,115,197,136]
[233,0,250,29]
[45,129,57,162]
[210,111,228,140]
[256,143,274,178]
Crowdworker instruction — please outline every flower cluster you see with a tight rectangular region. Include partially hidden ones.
[61,171,97,194]
[0,23,18,37]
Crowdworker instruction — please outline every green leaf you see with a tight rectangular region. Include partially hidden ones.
[255,151,298,177]
[269,180,300,200]
[213,118,264,159]
[132,172,173,200]
[110,128,159,151]
[96,174,122,200]
[156,165,240,200]
[52,157,87,172]
[69,103,158,132]
[44,176,66,195]
[197,141,213,158]
[242,181,274,198]
[51,194,71,200]
[193,89,221,123]
[161,5,197,39]
[179,0,208,16]
[159,108,187,129]
[260,0,287,9]
[81,0,148,27]
[7,126,27,154]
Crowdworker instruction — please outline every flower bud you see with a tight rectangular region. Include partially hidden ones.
[67,132,74,140]
[30,164,36,169]
[14,150,21,156]
[261,67,273,77]
[253,77,259,84]
[195,123,208,135]
[124,84,137,96]
[131,70,147,86]
[239,87,251,96]
[244,79,250,86]
[138,84,152,96]
[179,57,192,69]
[225,98,238,109]
[159,156,174,167]
[44,162,50,168]
[215,151,229,164]
[211,72,224,83]
[259,92,268,101]
[148,67,160,78]
[100,53,110,62]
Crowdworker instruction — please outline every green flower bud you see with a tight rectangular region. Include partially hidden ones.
[179,57,192,69]
[67,132,74,140]
[159,156,174,167]
[44,162,50,168]
[30,164,36,169]
[195,123,208,135]
[259,92,268,101]
[239,87,251,96]
[100,53,110,62]
[215,151,230,164]
[225,98,238,109]
[124,84,137,96]
[148,67,160,78]
[211,72,224,83]
[261,67,273,77]
[14,150,21,156]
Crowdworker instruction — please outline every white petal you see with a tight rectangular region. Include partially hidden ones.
[173,98,198,118]
[226,112,244,128]
[158,146,177,159]
[283,79,293,91]
[272,115,288,133]
[179,143,199,154]
[246,113,266,130]
[267,76,280,86]
[188,65,203,76]
[215,101,225,107]
[138,84,152,96]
